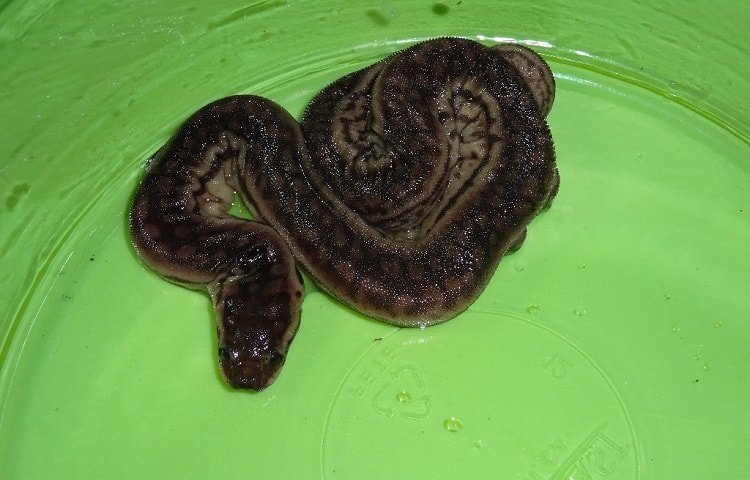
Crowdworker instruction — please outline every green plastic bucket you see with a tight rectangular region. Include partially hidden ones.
[1,1,748,478]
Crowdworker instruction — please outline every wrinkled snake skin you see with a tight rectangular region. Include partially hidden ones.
[129,38,559,390]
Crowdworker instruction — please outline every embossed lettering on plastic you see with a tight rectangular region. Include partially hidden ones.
[545,354,574,379]
[524,424,629,480]
[348,345,432,419]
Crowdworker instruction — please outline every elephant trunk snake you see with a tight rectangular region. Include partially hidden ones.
[129,38,559,390]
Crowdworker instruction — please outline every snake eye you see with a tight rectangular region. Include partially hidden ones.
[268,350,285,367]
[218,346,241,362]
[218,346,230,361]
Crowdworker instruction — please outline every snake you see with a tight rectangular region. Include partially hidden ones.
[129,38,558,390]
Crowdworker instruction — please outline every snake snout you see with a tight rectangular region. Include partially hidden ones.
[219,346,286,391]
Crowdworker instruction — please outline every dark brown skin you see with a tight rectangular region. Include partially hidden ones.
[129,99,305,390]
[129,38,558,390]
[300,38,558,323]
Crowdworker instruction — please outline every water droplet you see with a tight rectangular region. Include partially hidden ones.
[693,354,700,361]
[396,391,412,403]
[671,324,681,333]
[702,364,710,372]
[713,320,723,328]
[573,307,587,316]
[526,304,541,314]
[474,440,484,449]
[444,416,463,432]
[664,294,672,301]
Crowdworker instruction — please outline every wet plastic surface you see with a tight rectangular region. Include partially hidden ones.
[1,1,749,478]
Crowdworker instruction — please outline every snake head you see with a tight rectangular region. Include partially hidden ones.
[214,293,298,391]
[210,241,303,391]
[218,341,286,391]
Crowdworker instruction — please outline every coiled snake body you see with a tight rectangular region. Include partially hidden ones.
[129,38,558,390]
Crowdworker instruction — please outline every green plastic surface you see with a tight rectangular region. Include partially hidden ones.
[1,1,749,478]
